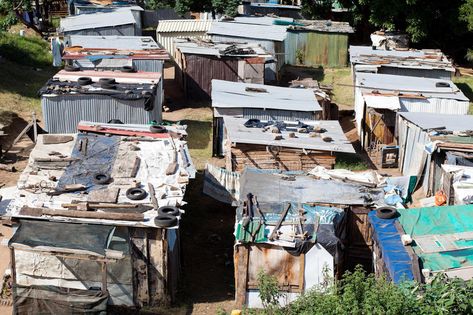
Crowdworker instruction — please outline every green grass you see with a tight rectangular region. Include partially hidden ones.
[453,75,473,114]
[0,33,55,125]
[0,32,52,67]
[334,153,369,171]
[319,67,354,109]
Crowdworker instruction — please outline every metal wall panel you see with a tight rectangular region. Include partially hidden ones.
[210,35,280,82]
[400,98,470,115]
[156,32,211,57]
[42,93,162,134]
[285,31,349,67]
[64,24,137,36]
[183,54,239,100]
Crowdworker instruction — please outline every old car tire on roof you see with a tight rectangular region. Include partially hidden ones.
[126,187,147,200]
[100,82,117,89]
[121,66,135,73]
[149,125,166,133]
[158,206,180,217]
[376,206,397,219]
[99,78,116,85]
[108,119,124,124]
[154,214,178,228]
[93,173,111,185]
[64,65,80,72]
[78,77,92,86]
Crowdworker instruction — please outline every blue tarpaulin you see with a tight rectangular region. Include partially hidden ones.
[368,211,415,283]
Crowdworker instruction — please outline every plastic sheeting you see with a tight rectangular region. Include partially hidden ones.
[368,211,415,283]
[56,133,119,193]
[9,220,115,257]
[397,205,473,272]
[203,163,240,204]
[14,285,108,314]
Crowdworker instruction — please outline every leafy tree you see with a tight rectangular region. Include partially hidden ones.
[0,0,44,35]
[460,0,473,61]
[174,0,239,17]
[145,0,175,11]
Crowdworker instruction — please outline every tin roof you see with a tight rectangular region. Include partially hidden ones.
[211,79,321,111]
[67,35,159,50]
[156,19,214,33]
[398,112,473,132]
[60,10,137,32]
[232,16,295,26]
[350,45,455,72]
[63,36,169,60]
[289,20,354,33]
[53,69,161,84]
[208,22,287,41]
[224,117,355,153]
[5,125,194,229]
[239,169,384,206]
[356,72,469,101]
[174,39,273,58]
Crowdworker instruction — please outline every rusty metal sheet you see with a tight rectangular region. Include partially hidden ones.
[246,244,303,292]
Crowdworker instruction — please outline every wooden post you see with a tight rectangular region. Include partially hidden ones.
[235,245,249,307]
[32,112,38,143]
[10,248,17,315]
[101,261,108,294]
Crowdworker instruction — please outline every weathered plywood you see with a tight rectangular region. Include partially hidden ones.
[130,228,149,307]
[231,144,335,172]
[148,229,169,306]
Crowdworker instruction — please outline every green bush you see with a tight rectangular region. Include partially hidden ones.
[0,32,51,67]
[256,266,473,315]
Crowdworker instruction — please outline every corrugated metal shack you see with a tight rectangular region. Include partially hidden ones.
[174,39,274,99]
[63,35,169,73]
[208,21,287,82]
[156,19,214,56]
[39,70,163,133]
[211,79,322,156]
[4,123,195,313]
[369,205,473,284]
[234,168,385,307]
[350,46,455,81]
[59,10,141,36]
[285,20,354,68]
[72,4,144,32]
[397,112,473,196]
[223,117,355,172]
[354,72,470,152]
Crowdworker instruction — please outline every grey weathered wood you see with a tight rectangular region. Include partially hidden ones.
[87,187,120,203]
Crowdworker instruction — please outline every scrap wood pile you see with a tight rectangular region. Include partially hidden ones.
[4,121,195,229]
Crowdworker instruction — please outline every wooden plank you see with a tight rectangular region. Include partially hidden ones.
[20,206,144,221]
[130,228,150,307]
[87,187,120,203]
[148,229,169,306]
[235,245,249,307]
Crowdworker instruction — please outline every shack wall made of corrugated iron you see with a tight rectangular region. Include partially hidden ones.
[210,34,282,82]
[285,31,349,67]
[399,98,470,115]
[182,54,240,100]
[156,32,211,57]
[63,24,138,36]
[42,93,162,133]
[72,59,163,72]
[378,67,453,80]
